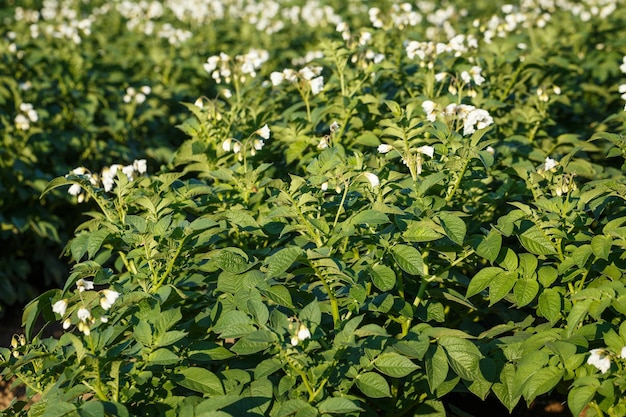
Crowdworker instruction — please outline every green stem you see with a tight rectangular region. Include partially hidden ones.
[446,152,471,203]
[332,182,350,229]
[312,263,340,328]
[145,243,159,289]
[153,236,187,293]
[286,191,324,247]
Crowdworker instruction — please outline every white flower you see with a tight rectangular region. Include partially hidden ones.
[463,109,493,136]
[378,144,393,154]
[68,183,82,196]
[417,145,435,158]
[309,76,324,95]
[330,121,340,133]
[422,100,437,122]
[620,56,626,74]
[434,72,447,82]
[62,319,71,329]
[469,66,485,85]
[222,138,232,152]
[620,346,626,359]
[100,289,120,310]
[232,142,242,154]
[321,182,329,191]
[133,159,147,174]
[587,349,611,373]
[290,335,300,346]
[297,324,311,341]
[52,299,68,316]
[363,172,380,188]
[15,114,30,130]
[270,71,284,86]
[256,124,270,140]
[122,165,134,180]
[543,156,558,172]
[317,136,329,150]
[76,279,94,292]
[77,307,91,322]
[253,139,265,151]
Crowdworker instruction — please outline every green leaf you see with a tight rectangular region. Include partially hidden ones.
[213,310,256,338]
[492,364,521,413]
[476,229,502,263]
[300,301,321,328]
[426,346,448,392]
[356,372,392,398]
[216,250,251,274]
[489,271,517,306]
[567,385,596,417]
[369,264,396,292]
[275,399,317,417]
[438,213,466,246]
[391,244,425,276]
[591,235,612,261]
[522,367,564,402]
[513,279,539,307]
[538,266,558,287]
[87,230,109,259]
[538,289,562,324]
[403,220,444,242]
[261,285,294,308]
[374,352,419,378]
[42,402,77,417]
[265,247,303,278]
[175,368,224,395]
[317,397,362,414]
[519,225,556,255]
[70,233,90,261]
[571,244,592,269]
[148,348,180,366]
[78,401,105,417]
[466,267,502,298]
[155,330,187,348]
[566,299,593,337]
[350,209,390,226]
[22,289,56,341]
[134,320,153,347]
[439,337,483,381]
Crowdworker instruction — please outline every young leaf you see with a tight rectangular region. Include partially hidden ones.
[519,225,556,255]
[567,385,596,417]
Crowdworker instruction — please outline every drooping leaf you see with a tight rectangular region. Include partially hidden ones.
[391,244,425,276]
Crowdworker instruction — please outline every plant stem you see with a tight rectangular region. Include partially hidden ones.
[446,152,471,203]
[332,182,350,229]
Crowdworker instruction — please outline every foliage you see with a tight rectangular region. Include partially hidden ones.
[2,0,626,416]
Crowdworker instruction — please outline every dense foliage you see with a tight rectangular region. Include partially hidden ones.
[2,0,626,416]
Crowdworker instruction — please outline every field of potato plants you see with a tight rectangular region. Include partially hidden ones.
[1,0,626,416]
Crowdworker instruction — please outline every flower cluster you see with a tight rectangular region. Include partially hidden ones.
[123,85,151,104]
[270,65,324,95]
[587,347,626,374]
[422,101,494,136]
[435,66,486,97]
[204,49,270,85]
[66,159,147,202]
[378,142,435,177]
[405,34,479,67]
[52,278,120,336]
[222,124,271,161]
[14,102,39,131]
